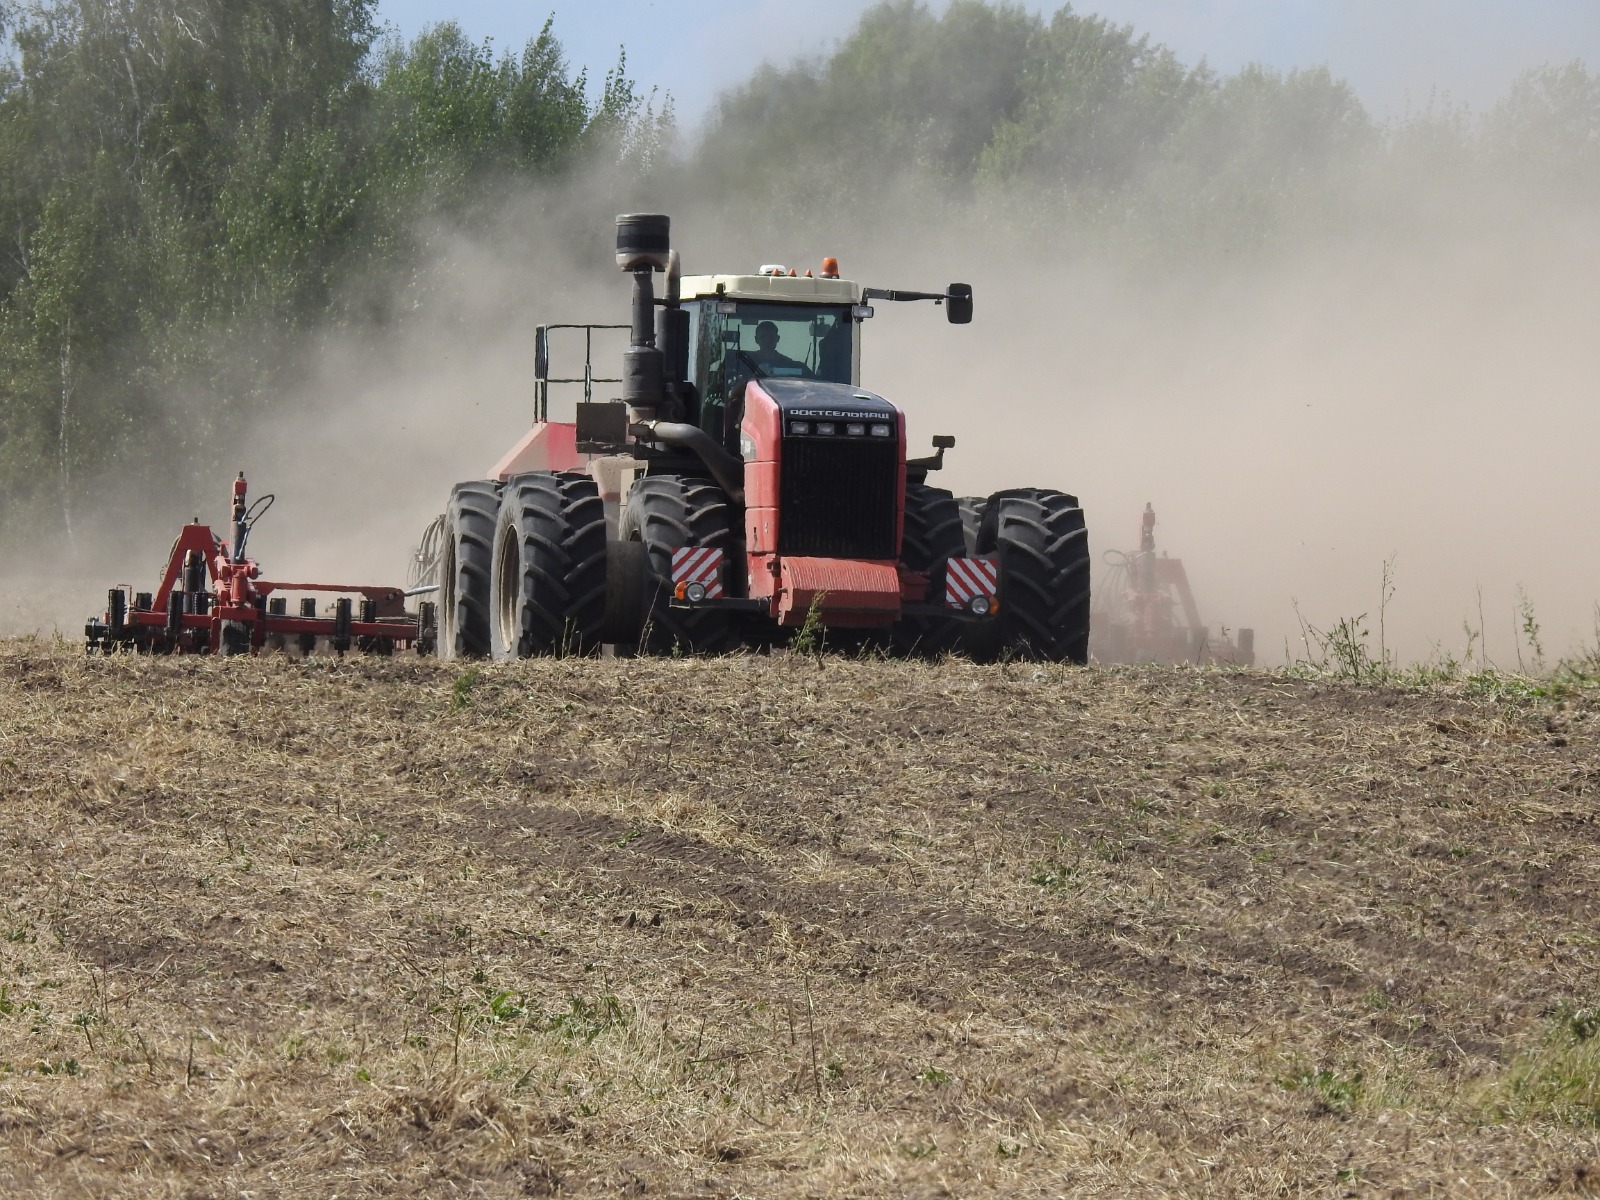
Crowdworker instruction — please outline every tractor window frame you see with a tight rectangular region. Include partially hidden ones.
[694,300,855,405]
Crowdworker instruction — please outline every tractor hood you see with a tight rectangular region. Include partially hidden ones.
[758,378,898,420]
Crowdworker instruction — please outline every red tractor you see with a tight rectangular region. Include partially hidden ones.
[419,213,1090,660]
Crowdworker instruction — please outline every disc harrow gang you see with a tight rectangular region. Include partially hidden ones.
[85,473,436,656]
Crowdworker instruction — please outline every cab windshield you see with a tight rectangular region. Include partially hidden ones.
[691,301,854,435]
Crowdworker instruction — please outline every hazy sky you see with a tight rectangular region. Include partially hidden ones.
[373,1,1600,124]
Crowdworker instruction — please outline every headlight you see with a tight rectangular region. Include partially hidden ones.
[815,422,837,435]
[685,581,708,604]
[870,423,892,437]
[845,422,865,437]
[789,420,811,436]
[969,595,992,616]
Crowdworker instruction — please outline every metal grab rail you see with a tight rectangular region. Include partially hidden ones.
[534,323,629,421]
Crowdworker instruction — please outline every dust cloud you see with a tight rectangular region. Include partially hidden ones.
[0,169,646,638]
[228,186,638,592]
[665,160,1600,667]
[11,110,1599,670]
[855,196,1600,667]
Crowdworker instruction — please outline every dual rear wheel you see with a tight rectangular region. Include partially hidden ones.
[961,489,1090,664]
[436,471,731,659]
[898,485,1090,663]
[437,481,498,659]
[620,475,734,654]
[437,474,1089,663]
[489,473,609,658]
[890,482,966,658]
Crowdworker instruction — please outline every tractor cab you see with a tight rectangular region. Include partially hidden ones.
[679,269,865,440]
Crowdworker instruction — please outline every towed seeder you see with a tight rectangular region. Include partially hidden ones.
[85,473,435,656]
[1090,503,1254,666]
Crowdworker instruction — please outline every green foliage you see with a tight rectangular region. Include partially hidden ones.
[450,666,481,710]
[1028,860,1081,890]
[1287,567,1600,698]
[483,989,527,1024]
[977,8,1214,191]
[697,1,1593,265]
[699,0,1374,248]
[1294,606,1380,681]
[1490,1002,1600,1127]
[703,0,1040,217]
[364,18,603,202]
[1281,1065,1364,1113]
[0,2,664,549]
[1517,587,1546,672]
[791,592,827,656]
[1483,61,1600,196]
[536,993,630,1043]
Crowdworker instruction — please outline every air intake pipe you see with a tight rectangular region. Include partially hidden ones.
[616,213,670,421]
[638,420,746,505]
[658,249,689,420]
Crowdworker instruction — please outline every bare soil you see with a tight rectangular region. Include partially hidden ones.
[1,639,1597,1197]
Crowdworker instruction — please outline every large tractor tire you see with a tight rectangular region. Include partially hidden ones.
[956,496,985,555]
[966,488,1090,664]
[491,472,609,658]
[438,480,500,659]
[621,474,734,654]
[891,482,967,658]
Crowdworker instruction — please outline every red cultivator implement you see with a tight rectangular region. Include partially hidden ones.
[86,473,435,656]
[1091,504,1254,666]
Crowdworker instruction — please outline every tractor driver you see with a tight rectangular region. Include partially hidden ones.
[749,320,810,376]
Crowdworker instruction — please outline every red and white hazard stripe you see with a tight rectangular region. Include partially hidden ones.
[944,556,998,610]
[671,546,724,599]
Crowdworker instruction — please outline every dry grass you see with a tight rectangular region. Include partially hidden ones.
[1,638,1598,1197]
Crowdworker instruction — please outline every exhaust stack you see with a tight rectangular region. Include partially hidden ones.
[615,213,670,421]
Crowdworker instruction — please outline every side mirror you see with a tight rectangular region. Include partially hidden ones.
[534,325,549,381]
[944,283,972,325]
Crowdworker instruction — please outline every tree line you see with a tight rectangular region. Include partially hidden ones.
[703,1,1599,250]
[1,0,1595,549]
[0,0,663,546]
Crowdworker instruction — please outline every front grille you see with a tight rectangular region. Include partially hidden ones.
[778,437,899,560]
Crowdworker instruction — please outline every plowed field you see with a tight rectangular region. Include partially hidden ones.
[1,640,1597,1197]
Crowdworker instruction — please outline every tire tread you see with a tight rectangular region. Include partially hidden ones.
[973,488,1089,663]
[624,475,734,654]
[892,482,966,658]
[494,472,608,658]
[440,480,499,659]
